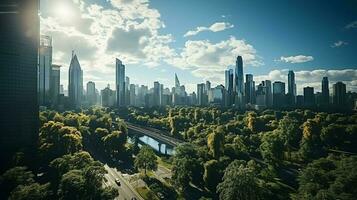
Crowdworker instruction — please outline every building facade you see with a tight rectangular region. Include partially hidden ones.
[68,53,83,107]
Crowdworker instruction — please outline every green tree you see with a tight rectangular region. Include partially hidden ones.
[260,131,284,168]
[0,167,35,197]
[102,130,127,156]
[203,160,222,192]
[58,170,86,200]
[217,160,263,200]
[134,146,158,176]
[9,183,51,200]
[207,127,225,159]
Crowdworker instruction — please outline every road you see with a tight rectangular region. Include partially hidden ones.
[127,122,183,147]
[103,164,144,200]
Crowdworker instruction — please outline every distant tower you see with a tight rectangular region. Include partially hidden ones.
[273,81,286,108]
[86,81,96,106]
[303,86,315,107]
[38,35,52,106]
[68,52,83,107]
[235,56,244,107]
[225,69,234,106]
[333,82,346,107]
[287,70,296,105]
[175,73,180,88]
[50,64,61,106]
[245,74,255,104]
[116,58,125,106]
[321,77,329,105]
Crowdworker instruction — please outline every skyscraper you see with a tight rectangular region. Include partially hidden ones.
[287,70,296,106]
[264,80,272,107]
[116,58,125,106]
[197,83,206,106]
[86,81,96,106]
[129,84,136,106]
[321,77,329,106]
[333,82,346,107]
[303,86,315,107]
[235,56,244,107]
[225,69,234,106]
[68,52,83,107]
[38,35,52,106]
[50,64,61,106]
[101,85,116,107]
[153,81,161,106]
[0,0,39,171]
[273,81,286,108]
[175,73,180,88]
[245,74,255,105]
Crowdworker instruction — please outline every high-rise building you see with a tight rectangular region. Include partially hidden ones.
[225,69,234,106]
[153,81,161,106]
[333,82,346,107]
[321,77,329,106]
[255,82,267,109]
[50,64,61,106]
[303,86,315,107]
[101,85,116,107]
[197,83,206,106]
[245,74,255,105]
[38,35,52,106]
[86,81,96,106]
[264,80,272,107]
[129,84,136,106]
[0,0,39,171]
[235,56,244,107]
[287,70,296,106]
[175,73,180,88]
[68,52,83,107]
[273,81,286,108]
[116,58,125,106]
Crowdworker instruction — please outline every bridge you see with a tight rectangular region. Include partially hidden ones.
[126,122,183,147]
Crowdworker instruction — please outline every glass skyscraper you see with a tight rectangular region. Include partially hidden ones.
[235,56,244,107]
[0,0,39,171]
[68,53,83,107]
[116,58,125,107]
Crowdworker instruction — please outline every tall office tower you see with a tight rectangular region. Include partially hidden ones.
[321,77,329,106]
[273,81,286,108]
[225,69,234,106]
[116,58,125,106]
[125,76,130,105]
[129,84,136,106]
[303,86,315,107]
[175,73,180,88]
[255,82,267,108]
[235,56,244,107]
[50,64,61,106]
[38,35,52,106]
[245,74,255,105]
[211,85,225,106]
[60,84,64,94]
[86,81,96,106]
[68,52,83,107]
[197,83,206,106]
[287,70,296,106]
[0,0,39,171]
[263,80,272,107]
[206,81,211,92]
[153,81,161,106]
[333,82,346,107]
[101,85,116,107]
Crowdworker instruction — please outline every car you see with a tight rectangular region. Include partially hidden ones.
[115,178,121,186]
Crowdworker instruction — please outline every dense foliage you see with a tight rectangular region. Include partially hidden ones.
[122,107,357,199]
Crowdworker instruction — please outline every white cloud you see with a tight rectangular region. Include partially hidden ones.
[331,40,348,48]
[184,22,234,37]
[40,0,176,90]
[345,20,357,29]
[278,55,314,63]
[166,36,262,84]
[255,69,357,94]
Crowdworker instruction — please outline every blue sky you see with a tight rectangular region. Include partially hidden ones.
[40,0,357,94]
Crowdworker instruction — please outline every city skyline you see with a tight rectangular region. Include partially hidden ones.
[39,0,357,94]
